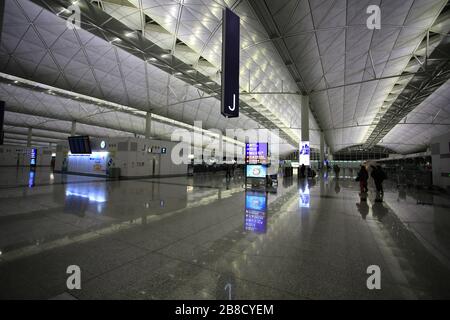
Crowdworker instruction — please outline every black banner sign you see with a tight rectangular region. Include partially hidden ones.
[221,8,240,118]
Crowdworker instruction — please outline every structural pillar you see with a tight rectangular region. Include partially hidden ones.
[300,95,309,142]
[71,120,77,136]
[145,112,152,139]
[320,131,325,169]
[27,127,32,147]
[0,101,4,145]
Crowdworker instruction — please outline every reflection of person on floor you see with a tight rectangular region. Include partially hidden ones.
[356,200,369,219]
[225,164,232,180]
[333,164,340,179]
[334,179,341,194]
[372,202,388,221]
[356,165,369,194]
[398,187,407,201]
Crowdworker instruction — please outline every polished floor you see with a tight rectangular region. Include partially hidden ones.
[0,167,450,299]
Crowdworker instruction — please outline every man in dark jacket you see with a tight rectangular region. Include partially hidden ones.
[371,165,387,201]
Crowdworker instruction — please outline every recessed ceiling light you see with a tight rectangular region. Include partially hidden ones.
[161,53,171,58]
[174,72,182,76]
[186,70,196,73]
[14,80,18,84]
[125,32,134,37]
[147,57,157,62]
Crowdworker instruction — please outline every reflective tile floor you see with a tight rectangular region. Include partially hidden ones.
[1,167,450,299]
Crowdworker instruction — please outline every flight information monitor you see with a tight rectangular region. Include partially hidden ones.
[68,136,92,154]
[245,143,268,164]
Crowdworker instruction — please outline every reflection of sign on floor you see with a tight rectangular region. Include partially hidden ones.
[93,164,102,171]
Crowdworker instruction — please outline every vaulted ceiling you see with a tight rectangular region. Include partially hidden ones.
[1,0,449,155]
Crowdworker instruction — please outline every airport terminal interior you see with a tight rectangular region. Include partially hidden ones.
[0,0,450,300]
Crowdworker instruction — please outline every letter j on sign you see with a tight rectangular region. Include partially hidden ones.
[221,8,240,118]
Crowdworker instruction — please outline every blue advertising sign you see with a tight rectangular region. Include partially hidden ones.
[221,8,240,118]
[299,141,310,166]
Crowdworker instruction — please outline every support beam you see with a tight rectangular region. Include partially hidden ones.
[320,132,325,170]
[71,120,76,136]
[0,100,4,145]
[145,112,152,139]
[301,95,309,143]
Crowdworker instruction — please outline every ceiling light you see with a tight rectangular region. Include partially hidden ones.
[125,32,134,37]
[14,80,18,84]
[147,57,157,62]
[161,53,171,58]
[186,70,196,73]
[174,72,182,76]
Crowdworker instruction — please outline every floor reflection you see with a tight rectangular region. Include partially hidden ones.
[244,191,268,234]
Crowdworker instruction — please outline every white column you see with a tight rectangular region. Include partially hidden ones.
[145,112,152,139]
[320,131,325,169]
[27,127,32,147]
[301,95,309,142]
[71,121,77,136]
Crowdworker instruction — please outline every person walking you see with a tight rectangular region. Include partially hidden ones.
[300,164,306,178]
[371,165,387,202]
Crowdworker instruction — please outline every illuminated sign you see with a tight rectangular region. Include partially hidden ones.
[245,143,268,164]
[221,8,240,118]
[299,141,310,166]
[150,146,167,154]
[30,148,37,166]
[246,164,267,178]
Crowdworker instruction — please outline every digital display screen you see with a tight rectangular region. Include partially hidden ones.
[30,148,37,166]
[245,192,267,233]
[246,164,267,178]
[245,143,268,164]
[68,136,92,154]
[299,141,310,166]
